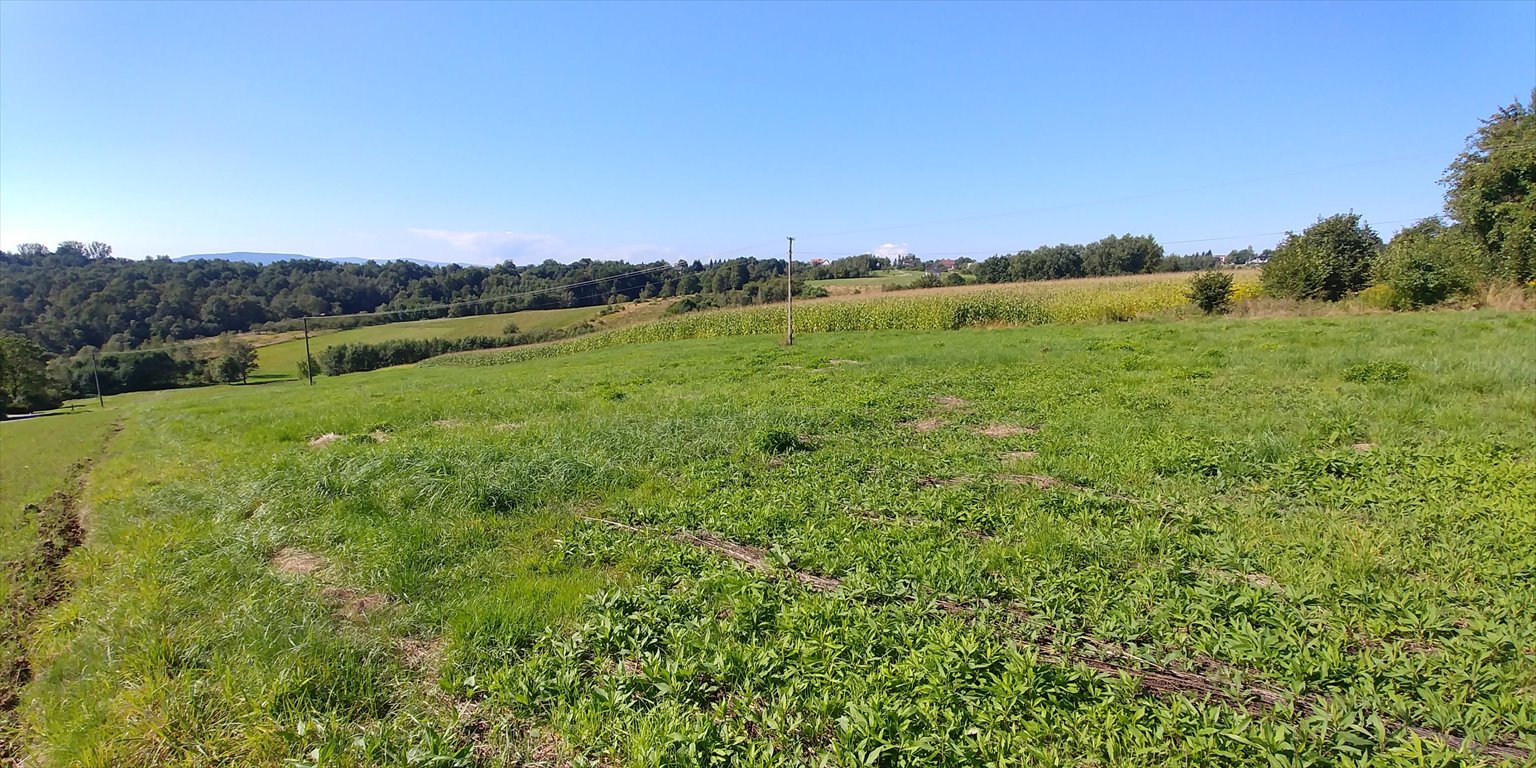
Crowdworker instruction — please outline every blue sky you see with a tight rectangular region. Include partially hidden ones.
[2,1,1532,266]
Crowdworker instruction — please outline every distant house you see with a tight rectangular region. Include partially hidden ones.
[810,258,828,266]
[940,259,957,270]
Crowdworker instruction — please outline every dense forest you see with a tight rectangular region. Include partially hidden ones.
[0,250,822,354]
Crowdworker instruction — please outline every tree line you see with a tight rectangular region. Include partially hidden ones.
[0,250,827,356]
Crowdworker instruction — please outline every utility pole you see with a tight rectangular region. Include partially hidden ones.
[786,236,795,346]
[302,316,314,385]
[91,350,104,408]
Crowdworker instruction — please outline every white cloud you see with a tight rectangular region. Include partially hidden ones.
[874,242,911,259]
[405,228,565,266]
[405,229,679,267]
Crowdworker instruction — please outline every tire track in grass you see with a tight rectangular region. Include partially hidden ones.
[2,420,122,761]
[578,516,1531,763]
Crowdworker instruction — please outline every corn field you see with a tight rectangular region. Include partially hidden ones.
[425,273,1256,369]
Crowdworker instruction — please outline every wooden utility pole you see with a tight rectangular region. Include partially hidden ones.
[302,316,314,385]
[786,236,795,346]
[91,350,104,408]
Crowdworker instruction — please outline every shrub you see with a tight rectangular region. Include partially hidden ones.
[1262,213,1382,301]
[1357,284,1401,310]
[297,355,319,380]
[1186,271,1235,314]
[1374,220,1479,307]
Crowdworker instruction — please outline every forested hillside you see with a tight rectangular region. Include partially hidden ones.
[0,246,811,353]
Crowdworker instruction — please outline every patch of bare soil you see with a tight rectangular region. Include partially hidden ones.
[999,451,1039,462]
[931,396,969,409]
[270,547,325,576]
[1204,567,1282,591]
[826,359,860,366]
[916,475,969,488]
[1352,442,1375,452]
[308,432,343,446]
[1001,474,1060,489]
[369,430,389,443]
[903,418,946,432]
[976,424,1038,438]
[527,728,579,767]
[396,636,446,672]
[321,586,389,621]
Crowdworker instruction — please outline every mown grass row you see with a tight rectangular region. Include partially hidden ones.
[424,275,1231,369]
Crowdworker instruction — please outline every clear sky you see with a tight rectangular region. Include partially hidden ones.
[2,1,1532,266]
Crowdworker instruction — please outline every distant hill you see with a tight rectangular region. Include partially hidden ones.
[174,251,311,265]
[175,252,461,268]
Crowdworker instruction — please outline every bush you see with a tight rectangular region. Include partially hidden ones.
[1262,213,1382,301]
[1374,220,1479,307]
[297,355,319,379]
[1357,284,1401,310]
[666,295,717,315]
[1186,271,1235,314]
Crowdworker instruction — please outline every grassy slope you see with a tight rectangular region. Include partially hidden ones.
[253,305,608,377]
[429,272,1263,370]
[13,311,1536,766]
[808,270,927,292]
[0,409,119,566]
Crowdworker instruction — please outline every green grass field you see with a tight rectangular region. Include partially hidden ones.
[0,408,120,561]
[808,269,927,293]
[252,305,608,377]
[6,309,1535,766]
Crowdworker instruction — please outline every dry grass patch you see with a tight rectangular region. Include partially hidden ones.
[902,418,946,432]
[977,424,1037,438]
[321,586,389,621]
[1001,474,1060,489]
[307,433,343,446]
[270,547,324,576]
[999,451,1039,462]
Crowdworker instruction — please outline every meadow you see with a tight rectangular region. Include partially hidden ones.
[428,271,1260,370]
[250,305,625,377]
[807,269,928,294]
[5,305,1534,767]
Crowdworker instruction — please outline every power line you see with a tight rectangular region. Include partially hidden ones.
[790,144,1536,243]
